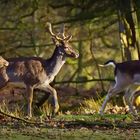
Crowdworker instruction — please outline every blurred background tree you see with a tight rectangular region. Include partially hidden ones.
[0,0,140,97]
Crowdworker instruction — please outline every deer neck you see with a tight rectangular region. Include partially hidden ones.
[46,47,66,80]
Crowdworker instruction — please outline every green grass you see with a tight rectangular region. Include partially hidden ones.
[0,114,139,140]
[55,113,131,122]
[0,94,139,140]
[0,126,139,140]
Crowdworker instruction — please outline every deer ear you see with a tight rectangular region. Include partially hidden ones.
[51,37,59,45]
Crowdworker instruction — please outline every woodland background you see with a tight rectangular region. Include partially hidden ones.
[0,1,139,139]
[0,0,140,104]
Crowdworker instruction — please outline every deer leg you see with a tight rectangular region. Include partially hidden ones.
[99,85,125,115]
[46,85,59,115]
[37,84,59,115]
[124,88,137,115]
[26,85,34,118]
[35,88,51,108]
[99,93,111,115]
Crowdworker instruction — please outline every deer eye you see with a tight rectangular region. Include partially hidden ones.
[64,47,69,51]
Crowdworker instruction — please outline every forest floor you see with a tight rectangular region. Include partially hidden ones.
[0,86,139,139]
[0,114,140,140]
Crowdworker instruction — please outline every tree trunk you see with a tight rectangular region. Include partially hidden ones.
[118,0,140,60]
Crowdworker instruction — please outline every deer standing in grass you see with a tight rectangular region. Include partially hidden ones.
[1,23,79,118]
[99,60,140,115]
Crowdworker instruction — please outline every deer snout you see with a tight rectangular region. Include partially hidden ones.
[74,52,79,58]
[75,53,79,58]
[66,49,79,58]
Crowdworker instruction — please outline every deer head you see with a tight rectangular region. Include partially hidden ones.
[0,56,9,68]
[46,22,79,59]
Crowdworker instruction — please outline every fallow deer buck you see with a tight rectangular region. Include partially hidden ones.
[99,60,140,115]
[1,23,79,118]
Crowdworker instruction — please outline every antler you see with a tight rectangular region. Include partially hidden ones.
[60,24,66,39]
[60,24,72,41]
[46,22,63,41]
[46,22,72,41]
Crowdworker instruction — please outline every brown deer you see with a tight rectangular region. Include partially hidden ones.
[0,56,9,87]
[99,60,140,115]
[0,56,9,68]
[1,23,79,118]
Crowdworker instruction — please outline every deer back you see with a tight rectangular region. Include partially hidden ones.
[7,57,48,86]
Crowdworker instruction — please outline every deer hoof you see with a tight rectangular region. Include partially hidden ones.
[51,105,59,117]
[99,110,104,115]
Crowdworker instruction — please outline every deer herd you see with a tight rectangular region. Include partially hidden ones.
[0,23,139,118]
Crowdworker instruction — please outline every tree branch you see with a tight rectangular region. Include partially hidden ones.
[0,109,41,125]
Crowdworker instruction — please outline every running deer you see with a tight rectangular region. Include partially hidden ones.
[99,60,140,115]
[1,23,79,117]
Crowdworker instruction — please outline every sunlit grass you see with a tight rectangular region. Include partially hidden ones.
[77,97,103,114]
[34,101,53,117]
[0,93,136,124]
[56,113,130,122]
[0,100,25,117]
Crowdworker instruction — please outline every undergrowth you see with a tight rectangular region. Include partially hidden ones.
[0,94,138,120]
